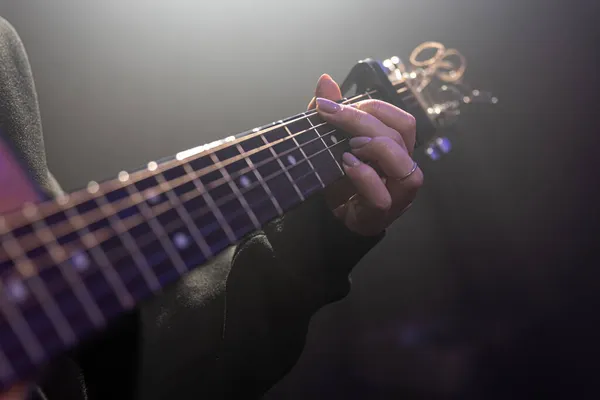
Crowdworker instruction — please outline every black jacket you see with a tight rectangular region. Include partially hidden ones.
[0,17,383,399]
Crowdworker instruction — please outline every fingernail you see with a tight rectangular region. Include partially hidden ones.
[349,136,371,149]
[316,97,341,114]
[342,152,361,167]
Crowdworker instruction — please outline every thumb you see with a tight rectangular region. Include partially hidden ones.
[307,74,343,110]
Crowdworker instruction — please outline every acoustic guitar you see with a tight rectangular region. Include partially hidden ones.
[0,42,494,391]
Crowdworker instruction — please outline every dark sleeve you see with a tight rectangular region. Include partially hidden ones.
[0,16,61,197]
[185,195,385,399]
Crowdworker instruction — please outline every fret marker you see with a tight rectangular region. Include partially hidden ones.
[22,202,38,218]
[57,194,70,206]
[148,161,158,171]
[173,232,190,250]
[118,171,130,182]
[287,155,297,165]
[71,250,90,272]
[331,135,338,144]
[87,181,100,194]
[252,128,260,133]
[239,175,251,188]
[6,278,28,303]
[147,189,161,205]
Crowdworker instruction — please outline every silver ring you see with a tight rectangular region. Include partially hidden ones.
[392,161,418,182]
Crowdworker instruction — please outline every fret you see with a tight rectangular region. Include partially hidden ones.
[61,202,135,311]
[258,128,307,202]
[195,155,257,241]
[155,166,213,261]
[288,116,344,186]
[50,232,124,323]
[26,214,105,334]
[236,143,283,223]
[0,224,78,349]
[305,115,345,178]
[95,187,162,296]
[184,158,237,244]
[284,124,326,187]
[124,182,189,276]
[246,142,303,212]
[0,276,44,365]
[269,129,323,198]
[307,113,350,168]
[212,146,264,229]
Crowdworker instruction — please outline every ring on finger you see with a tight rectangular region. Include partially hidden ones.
[390,161,418,182]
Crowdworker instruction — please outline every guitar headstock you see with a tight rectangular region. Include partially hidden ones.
[381,42,497,159]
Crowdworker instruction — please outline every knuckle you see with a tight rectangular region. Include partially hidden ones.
[375,195,393,211]
[405,113,417,132]
[372,136,399,158]
[356,99,381,114]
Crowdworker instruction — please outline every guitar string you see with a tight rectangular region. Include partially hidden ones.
[0,117,340,259]
[1,84,412,314]
[0,90,378,265]
[4,122,346,275]
[3,130,347,316]
[1,90,377,235]
[1,84,413,360]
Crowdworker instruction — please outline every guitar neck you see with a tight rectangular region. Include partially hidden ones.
[0,87,410,389]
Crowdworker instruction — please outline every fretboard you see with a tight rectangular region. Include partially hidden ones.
[0,82,425,390]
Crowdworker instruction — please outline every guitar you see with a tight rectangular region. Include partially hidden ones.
[0,42,494,391]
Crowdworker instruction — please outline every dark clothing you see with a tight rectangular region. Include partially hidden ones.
[0,17,384,399]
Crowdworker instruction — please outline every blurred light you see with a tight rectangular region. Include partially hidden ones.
[118,171,130,182]
[435,137,452,153]
[426,146,441,160]
[390,56,400,65]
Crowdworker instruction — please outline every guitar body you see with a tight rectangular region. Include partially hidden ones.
[0,136,43,215]
[0,138,42,398]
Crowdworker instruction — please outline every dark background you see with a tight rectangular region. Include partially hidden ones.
[1,0,598,398]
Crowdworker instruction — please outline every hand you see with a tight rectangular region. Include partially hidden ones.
[308,74,423,236]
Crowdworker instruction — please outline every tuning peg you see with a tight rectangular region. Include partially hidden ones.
[382,56,402,74]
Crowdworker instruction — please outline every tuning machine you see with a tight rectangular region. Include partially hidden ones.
[382,42,497,160]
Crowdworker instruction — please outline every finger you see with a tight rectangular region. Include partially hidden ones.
[354,100,417,153]
[315,98,401,144]
[349,135,423,198]
[308,74,342,110]
[341,152,392,211]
